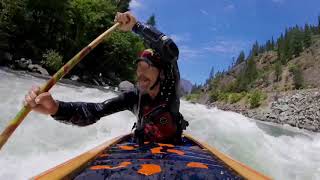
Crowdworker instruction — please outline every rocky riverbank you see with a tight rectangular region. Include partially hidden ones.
[209,89,320,132]
[0,54,121,87]
[0,67,119,93]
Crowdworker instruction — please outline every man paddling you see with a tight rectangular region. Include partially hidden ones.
[24,12,188,144]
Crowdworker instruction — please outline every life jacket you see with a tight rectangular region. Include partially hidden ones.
[142,102,177,142]
[134,101,187,144]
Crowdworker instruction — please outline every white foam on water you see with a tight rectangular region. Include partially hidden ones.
[0,69,319,180]
[181,102,320,180]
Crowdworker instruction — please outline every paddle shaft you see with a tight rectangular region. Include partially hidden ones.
[0,23,120,151]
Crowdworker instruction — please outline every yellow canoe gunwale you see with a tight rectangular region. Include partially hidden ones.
[183,133,272,180]
[32,133,272,180]
[31,134,131,180]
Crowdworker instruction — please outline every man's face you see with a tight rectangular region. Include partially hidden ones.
[136,61,160,93]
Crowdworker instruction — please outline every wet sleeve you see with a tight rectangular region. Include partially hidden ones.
[51,91,138,126]
[163,61,181,112]
[132,22,179,63]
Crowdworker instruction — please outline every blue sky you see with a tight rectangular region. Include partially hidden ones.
[130,0,320,84]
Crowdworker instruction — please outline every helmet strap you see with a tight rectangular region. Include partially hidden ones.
[149,72,161,91]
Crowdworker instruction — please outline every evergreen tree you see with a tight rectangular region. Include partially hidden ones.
[235,51,245,65]
[252,41,259,57]
[303,24,312,48]
[205,66,215,85]
[271,36,275,50]
[246,57,258,81]
[235,57,258,92]
[276,33,287,64]
[209,66,215,80]
[191,83,202,93]
[283,29,291,63]
[290,28,303,57]
[259,45,266,54]
[146,14,156,27]
[318,15,320,34]
[276,34,283,50]
[266,40,272,51]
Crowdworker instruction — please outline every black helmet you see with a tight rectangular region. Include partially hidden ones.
[136,49,163,69]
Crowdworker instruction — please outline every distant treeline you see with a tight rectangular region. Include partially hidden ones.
[188,16,320,108]
[196,16,320,93]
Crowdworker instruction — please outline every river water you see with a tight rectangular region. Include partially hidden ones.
[0,69,319,180]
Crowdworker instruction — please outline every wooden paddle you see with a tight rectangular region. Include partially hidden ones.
[0,23,120,151]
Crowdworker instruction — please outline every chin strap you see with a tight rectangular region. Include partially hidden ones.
[149,73,161,91]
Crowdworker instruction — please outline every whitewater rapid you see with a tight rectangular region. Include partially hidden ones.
[0,69,319,180]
